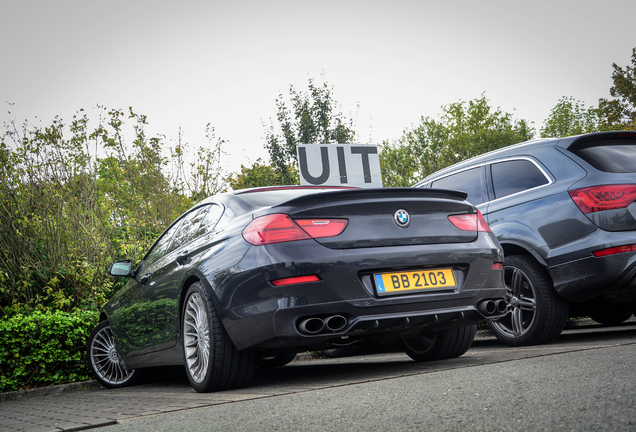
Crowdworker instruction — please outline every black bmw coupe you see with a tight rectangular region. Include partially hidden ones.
[87,186,506,392]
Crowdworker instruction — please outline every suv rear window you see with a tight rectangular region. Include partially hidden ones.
[491,159,549,199]
[569,139,636,173]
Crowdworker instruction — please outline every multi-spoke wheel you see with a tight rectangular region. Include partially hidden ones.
[87,321,138,388]
[182,282,255,392]
[488,255,568,346]
[183,291,210,383]
[402,325,476,362]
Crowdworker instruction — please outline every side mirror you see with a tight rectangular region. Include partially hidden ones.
[108,260,133,277]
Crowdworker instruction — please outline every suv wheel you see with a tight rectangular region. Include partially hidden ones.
[488,255,568,346]
[589,309,633,326]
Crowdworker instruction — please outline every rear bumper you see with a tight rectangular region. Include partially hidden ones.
[263,294,504,350]
[210,235,505,351]
[550,250,636,302]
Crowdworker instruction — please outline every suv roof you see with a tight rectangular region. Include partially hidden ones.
[416,131,636,185]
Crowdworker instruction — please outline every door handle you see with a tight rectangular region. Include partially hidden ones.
[139,273,151,285]
[176,250,189,265]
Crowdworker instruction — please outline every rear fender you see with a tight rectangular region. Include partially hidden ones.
[488,219,548,265]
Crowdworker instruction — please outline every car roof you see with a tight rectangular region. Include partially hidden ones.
[416,130,636,186]
[415,138,554,185]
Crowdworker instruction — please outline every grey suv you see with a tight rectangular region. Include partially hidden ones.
[415,131,636,346]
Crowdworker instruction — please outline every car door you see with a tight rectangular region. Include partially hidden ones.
[106,219,183,357]
[483,158,560,250]
[146,204,213,351]
[107,205,215,357]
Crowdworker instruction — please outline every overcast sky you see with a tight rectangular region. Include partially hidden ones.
[1,0,635,174]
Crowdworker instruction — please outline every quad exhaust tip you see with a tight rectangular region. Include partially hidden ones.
[298,315,348,335]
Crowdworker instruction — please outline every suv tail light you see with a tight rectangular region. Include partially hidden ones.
[593,244,636,257]
[243,214,348,245]
[448,210,493,233]
[569,185,636,214]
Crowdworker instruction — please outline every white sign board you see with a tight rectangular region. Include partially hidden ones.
[297,144,383,188]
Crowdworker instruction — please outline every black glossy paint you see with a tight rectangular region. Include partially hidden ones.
[103,187,505,368]
[415,130,636,307]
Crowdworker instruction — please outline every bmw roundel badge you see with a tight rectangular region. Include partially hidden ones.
[394,209,410,227]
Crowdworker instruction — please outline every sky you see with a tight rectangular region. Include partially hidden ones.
[1,0,635,175]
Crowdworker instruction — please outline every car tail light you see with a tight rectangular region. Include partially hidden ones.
[592,244,636,257]
[243,214,310,245]
[242,214,348,245]
[295,219,348,238]
[569,185,636,214]
[271,275,321,286]
[448,210,493,233]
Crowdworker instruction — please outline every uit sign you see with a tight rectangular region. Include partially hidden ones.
[297,144,383,188]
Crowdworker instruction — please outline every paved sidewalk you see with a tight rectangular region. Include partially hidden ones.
[1,321,633,432]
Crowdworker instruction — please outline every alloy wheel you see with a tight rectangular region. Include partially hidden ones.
[89,324,135,385]
[490,265,538,338]
[183,292,210,383]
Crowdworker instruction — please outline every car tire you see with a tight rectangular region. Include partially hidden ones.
[589,309,633,325]
[87,321,139,388]
[182,282,255,392]
[256,352,298,368]
[488,254,568,346]
[402,325,476,362]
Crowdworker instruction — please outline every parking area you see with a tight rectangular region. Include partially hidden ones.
[2,321,635,432]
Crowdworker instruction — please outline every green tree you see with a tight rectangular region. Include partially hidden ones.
[226,158,293,190]
[540,97,599,138]
[378,139,421,188]
[598,47,636,130]
[168,124,227,201]
[380,95,534,186]
[264,78,357,185]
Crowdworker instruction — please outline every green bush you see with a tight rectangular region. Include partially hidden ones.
[0,108,227,316]
[0,309,99,392]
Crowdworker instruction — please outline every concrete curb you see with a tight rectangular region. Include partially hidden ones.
[0,380,102,403]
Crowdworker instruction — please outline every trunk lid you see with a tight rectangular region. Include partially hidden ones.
[271,188,478,249]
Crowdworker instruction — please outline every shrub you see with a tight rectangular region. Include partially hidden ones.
[0,108,227,315]
[0,309,99,392]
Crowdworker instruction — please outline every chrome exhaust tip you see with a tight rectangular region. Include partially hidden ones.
[298,317,325,334]
[324,315,347,332]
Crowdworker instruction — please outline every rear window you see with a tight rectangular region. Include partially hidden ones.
[491,159,550,199]
[236,187,354,207]
[570,139,636,173]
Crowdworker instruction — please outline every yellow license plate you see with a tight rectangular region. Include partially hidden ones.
[374,268,457,296]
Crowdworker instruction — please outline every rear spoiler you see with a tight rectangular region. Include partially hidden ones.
[275,187,468,208]
[557,130,636,150]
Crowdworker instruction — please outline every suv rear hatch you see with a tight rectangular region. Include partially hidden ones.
[559,131,636,231]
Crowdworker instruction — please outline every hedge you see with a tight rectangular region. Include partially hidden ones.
[0,309,99,393]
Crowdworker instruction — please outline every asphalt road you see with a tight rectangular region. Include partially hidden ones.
[2,323,635,432]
